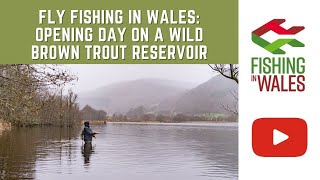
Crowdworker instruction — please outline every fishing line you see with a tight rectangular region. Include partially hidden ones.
[98,132,148,138]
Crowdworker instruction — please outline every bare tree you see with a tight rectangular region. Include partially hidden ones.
[208,64,238,116]
[0,65,80,126]
[208,64,238,84]
[221,89,238,115]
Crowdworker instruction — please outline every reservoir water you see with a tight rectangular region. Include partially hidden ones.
[0,122,238,180]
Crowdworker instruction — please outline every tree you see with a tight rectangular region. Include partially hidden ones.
[208,64,238,115]
[126,106,146,119]
[208,64,238,84]
[0,65,80,126]
[142,114,156,121]
[155,114,165,122]
[222,89,238,115]
[80,105,107,120]
[172,114,187,123]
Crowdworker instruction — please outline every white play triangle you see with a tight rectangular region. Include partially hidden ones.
[273,129,289,145]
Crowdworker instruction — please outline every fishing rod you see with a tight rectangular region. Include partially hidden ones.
[91,132,149,138]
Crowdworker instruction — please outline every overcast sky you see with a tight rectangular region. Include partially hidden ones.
[65,64,216,93]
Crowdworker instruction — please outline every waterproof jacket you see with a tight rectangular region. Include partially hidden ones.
[82,126,95,142]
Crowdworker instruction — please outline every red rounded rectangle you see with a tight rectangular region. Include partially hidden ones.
[252,118,307,157]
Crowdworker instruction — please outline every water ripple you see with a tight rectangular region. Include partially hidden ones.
[0,123,238,180]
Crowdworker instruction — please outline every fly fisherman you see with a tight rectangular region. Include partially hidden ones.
[81,121,98,144]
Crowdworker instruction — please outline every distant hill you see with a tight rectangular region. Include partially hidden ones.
[78,79,194,113]
[170,75,238,114]
[78,76,238,116]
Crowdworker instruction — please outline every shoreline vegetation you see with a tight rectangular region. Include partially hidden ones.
[78,101,238,128]
[0,65,80,127]
[80,105,238,126]
[85,120,237,124]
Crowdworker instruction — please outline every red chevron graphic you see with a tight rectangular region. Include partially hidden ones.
[253,19,305,36]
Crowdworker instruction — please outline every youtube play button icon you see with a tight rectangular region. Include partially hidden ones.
[252,118,308,157]
[273,129,289,145]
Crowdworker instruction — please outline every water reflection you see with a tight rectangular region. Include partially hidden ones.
[0,127,80,179]
[81,142,95,166]
[0,123,238,180]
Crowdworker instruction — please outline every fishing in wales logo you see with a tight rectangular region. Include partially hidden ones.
[250,19,306,92]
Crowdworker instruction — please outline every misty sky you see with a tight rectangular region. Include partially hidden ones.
[65,64,216,93]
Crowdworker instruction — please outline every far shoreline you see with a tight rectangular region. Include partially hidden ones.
[80,119,238,125]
